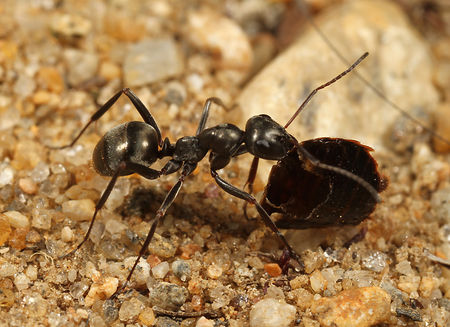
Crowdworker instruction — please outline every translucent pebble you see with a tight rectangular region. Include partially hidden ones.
[138,307,156,326]
[186,73,204,92]
[104,219,127,236]
[172,259,191,281]
[196,317,214,327]
[123,257,150,286]
[152,261,170,279]
[13,74,36,98]
[61,226,74,242]
[30,162,50,183]
[0,164,14,187]
[84,277,119,307]
[0,262,15,277]
[18,177,38,194]
[395,260,414,275]
[31,209,52,230]
[62,199,95,221]
[4,210,29,229]
[14,272,30,291]
[249,298,296,327]
[25,265,38,281]
[310,270,327,293]
[362,251,388,272]
[67,269,77,283]
[119,297,145,322]
[207,264,223,279]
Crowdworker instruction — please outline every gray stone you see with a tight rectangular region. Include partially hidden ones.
[124,38,184,87]
[235,0,438,157]
[148,282,188,311]
[64,49,99,87]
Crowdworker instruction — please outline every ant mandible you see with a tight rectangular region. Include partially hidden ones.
[52,52,380,293]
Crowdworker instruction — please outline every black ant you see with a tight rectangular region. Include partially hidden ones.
[51,52,383,294]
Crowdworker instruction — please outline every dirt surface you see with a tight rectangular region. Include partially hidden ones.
[0,1,449,326]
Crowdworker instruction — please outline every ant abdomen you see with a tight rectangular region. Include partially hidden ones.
[93,121,160,176]
[245,115,294,160]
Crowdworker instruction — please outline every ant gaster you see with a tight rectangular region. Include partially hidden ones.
[52,52,380,294]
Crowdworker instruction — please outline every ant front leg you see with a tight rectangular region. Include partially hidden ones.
[242,156,259,219]
[49,88,162,149]
[210,169,304,271]
[60,161,161,259]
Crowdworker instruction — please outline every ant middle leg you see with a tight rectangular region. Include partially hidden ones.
[114,162,196,295]
[210,169,303,270]
[49,88,162,149]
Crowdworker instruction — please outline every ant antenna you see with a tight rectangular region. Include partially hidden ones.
[284,52,368,129]
[295,0,450,147]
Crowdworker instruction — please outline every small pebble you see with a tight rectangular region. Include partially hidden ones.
[62,199,95,221]
[0,215,11,246]
[395,260,414,275]
[264,263,282,277]
[310,286,391,327]
[25,265,38,281]
[18,178,38,194]
[152,261,170,279]
[397,275,420,294]
[13,273,30,291]
[148,233,177,258]
[4,211,29,229]
[37,67,64,93]
[124,38,184,87]
[98,61,121,81]
[8,228,27,250]
[172,259,191,281]
[207,264,223,279]
[179,243,201,259]
[61,226,74,242]
[196,317,214,327]
[137,307,156,326]
[0,165,14,187]
[187,8,252,72]
[155,317,180,327]
[30,162,50,183]
[51,14,92,38]
[84,277,119,307]
[310,270,327,293]
[148,282,188,311]
[64,49,99,87]
[249,298,296,327]
[31,209,52,230]
[119,297,145,323]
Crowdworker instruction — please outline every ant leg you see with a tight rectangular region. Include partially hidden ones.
[196,97,227,135]
[114,163,196,295]
[49,88,162,149]
[210,169,303,269]
[284,52,368,129]
[297,146,381,203]
[60,162,161,259]
[242,157,259,219]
